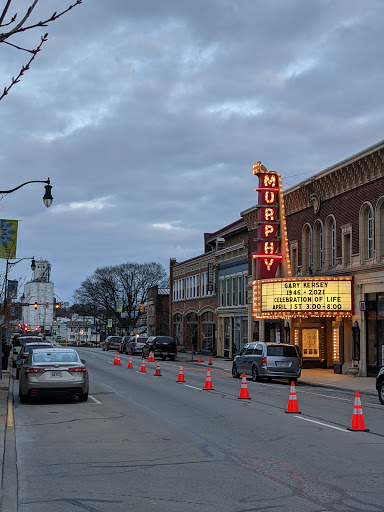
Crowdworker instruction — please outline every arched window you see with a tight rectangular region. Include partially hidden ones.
[313,220,323,272]
[359,202,374,263]
[324,216,336,268]
[375,197,384,261]
[302,224,312,274]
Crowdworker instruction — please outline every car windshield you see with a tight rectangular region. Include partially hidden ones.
[19,337,42,345]
[137,338,147,343]
[24,344,52,353]
[32,351,79,364]
[267,345,297,357]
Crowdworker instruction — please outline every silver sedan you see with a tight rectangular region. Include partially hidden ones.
[19,348,89,403]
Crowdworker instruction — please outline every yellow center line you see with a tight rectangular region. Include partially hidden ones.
[7,402,14,427]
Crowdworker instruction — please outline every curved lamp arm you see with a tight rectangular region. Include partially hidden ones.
[0,178,53,208]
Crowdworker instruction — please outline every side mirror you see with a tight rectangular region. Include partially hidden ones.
[81,359,86,365]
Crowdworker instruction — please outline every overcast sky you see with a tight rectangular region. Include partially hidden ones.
[1,0,383,304]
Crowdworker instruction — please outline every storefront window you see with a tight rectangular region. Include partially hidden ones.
[201,311,215,352]
[173,313,183,348]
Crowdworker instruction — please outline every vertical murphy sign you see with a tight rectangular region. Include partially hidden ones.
[252,162,291,280]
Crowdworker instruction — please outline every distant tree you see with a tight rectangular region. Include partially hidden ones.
[73,262,168,334]
[0,0,82,102]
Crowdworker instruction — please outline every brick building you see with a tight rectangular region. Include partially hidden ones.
[147,286,170,337]
[284,139,384,376]
[170,219,261,357]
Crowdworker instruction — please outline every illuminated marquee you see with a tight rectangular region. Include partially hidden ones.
[251,162,290,279]
[253,277,353,319]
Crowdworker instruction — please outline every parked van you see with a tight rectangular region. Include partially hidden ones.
[232,342,302,382]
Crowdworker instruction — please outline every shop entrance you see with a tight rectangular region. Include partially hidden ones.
[366,293,384,376]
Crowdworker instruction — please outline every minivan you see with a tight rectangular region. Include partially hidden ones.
[232,342,302,382]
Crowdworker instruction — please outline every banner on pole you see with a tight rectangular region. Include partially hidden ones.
[0,219,18,259]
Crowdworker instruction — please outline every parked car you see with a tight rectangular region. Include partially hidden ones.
[119,336,132,353]
[376,367,384,405]
[142,336,177,360]
[101,336,122,351]
[126,336,148,355]
[12,335,43,368]
[232,342,302,382]
[15,342,54,379]
[18,347,89,402]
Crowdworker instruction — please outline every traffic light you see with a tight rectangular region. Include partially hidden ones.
[55,303,59,309]
[139,304,144,313]
[34,302,38,309]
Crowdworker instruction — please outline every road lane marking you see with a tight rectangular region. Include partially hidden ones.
[184,384,202,391]
[88,395,101,404]
[295,415,350,432]
[7,402,14,427]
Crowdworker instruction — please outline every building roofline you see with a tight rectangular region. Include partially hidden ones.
[284,138,384,195]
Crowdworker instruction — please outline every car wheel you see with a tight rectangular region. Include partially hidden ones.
[232,364,240,378]
[142,351,145,358]
[78,392,88,402]
[131,349,134,355]
[19,389,28,404]
[169,355,176,361]
[161,355,166,361]
[252,366,260,382]
[378,381,384,405]
[16,368,20,380]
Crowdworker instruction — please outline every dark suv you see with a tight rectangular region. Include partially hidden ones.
[142,336,177,361]
[376,367,384,405]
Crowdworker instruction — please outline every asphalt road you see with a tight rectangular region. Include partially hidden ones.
[11,348,384,512]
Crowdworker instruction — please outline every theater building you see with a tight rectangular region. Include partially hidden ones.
[283,139,384,376]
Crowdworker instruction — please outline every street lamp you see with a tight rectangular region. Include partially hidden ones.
[0,178,53,208]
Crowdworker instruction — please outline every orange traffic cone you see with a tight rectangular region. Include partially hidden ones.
[203,368,214,390]
[127,355,133,369]
[113,352,118,365]
[198,356,202,364]
[238,373,251,399]
[116,353,121,366]
[285,381,300,413]
[148,350,155,362]
[140,358,146,373]
[348,392,370,432]
[155,361,162,376]
[177,363,185,382]
[208,356,213,365]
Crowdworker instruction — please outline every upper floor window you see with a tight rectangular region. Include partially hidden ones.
[201,271,214,296]
[375,197,384,261]
[359,202,374,263]
[185,274,199,299]
[313,221,323,272]
[324,215,336,268]
[172,278,184,301]
[302,224,312,274]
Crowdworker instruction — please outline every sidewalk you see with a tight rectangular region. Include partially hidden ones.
[176,352,378,397]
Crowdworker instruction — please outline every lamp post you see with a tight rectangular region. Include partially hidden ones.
[0,178,53,208]
[1,257,36,378]
[0,179,53,378]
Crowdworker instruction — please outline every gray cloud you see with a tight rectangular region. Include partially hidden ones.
[1,0,383,301]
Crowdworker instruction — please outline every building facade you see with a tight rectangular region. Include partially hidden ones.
[21,260,54,335]
[284,139,384,376]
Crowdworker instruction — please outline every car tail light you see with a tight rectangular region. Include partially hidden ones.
[261,356,267,367]
[133,343,136,348]
[68,367,87,373]
[25,367,44,374]
[298,358,302,367]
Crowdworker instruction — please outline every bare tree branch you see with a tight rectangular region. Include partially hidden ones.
[0,0,82,102]
[0,32,47,102]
